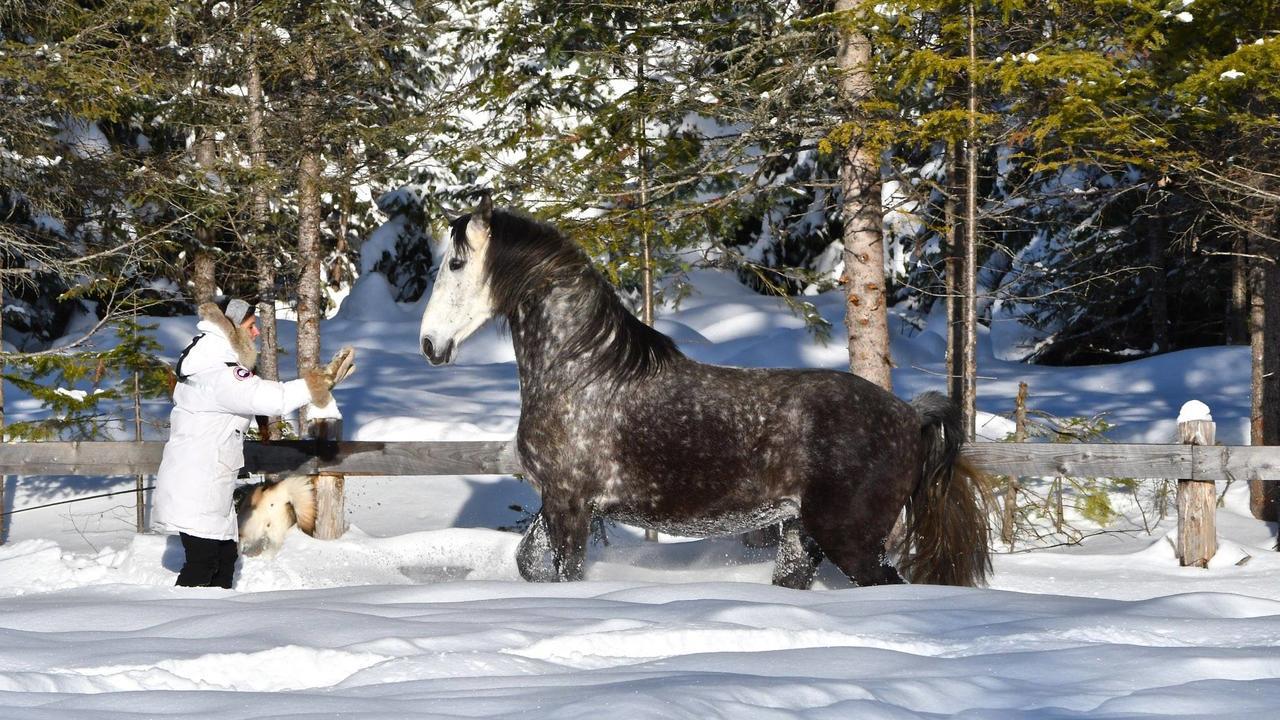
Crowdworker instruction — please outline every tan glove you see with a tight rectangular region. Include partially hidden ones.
[305,346,357,406]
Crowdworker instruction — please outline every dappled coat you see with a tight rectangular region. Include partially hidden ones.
[153,304,315,540]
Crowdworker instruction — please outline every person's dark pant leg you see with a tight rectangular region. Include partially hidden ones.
[210,539,238,589]
[176,532,221,587]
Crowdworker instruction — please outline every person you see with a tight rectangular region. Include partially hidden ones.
[153,297,356,588]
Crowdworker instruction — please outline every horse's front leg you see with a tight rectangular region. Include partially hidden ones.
[541,496,591,582]
[516,511,556,582]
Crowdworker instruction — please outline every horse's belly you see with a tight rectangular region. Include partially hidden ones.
[601,498,800,538]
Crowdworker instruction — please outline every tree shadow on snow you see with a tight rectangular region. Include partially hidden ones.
[451,476,541,530]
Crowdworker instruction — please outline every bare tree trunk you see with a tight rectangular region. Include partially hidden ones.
[1249,237,1280,521]
[1229,235,1248,345]
[293,48,344,534]
[333,186,349,291]
[945,146,963,405]
[329,147,357,293]
[959,2,979,439]
[1149,190,1171,353]
[1248,246,1280,521]
[1249,255,1264,506]
[246,40,280,438]
[836,0,891,390]
[295,51,324,429]
[1266,255,1280,495]
[132,301,146,533]
[638,54,654,328]
[1148,231,1171,353]
[637,30,657,543]
[191,133,218,304]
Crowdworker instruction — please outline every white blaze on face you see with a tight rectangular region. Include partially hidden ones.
[419,213,497,365]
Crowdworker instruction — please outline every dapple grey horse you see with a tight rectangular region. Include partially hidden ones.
[419,195,992,588]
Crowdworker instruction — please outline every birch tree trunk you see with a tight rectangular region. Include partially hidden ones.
[836,0,891,390]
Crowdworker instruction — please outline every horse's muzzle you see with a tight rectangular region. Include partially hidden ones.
[422,336,455,365]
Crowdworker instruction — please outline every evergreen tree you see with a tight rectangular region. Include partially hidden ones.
[446,1,844,331]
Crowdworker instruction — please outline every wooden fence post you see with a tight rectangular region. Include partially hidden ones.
[305,415,347,540]
[1177,401,1217,568]
[1002,381,1028,548]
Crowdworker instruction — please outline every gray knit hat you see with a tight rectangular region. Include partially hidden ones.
[223,298,254,325]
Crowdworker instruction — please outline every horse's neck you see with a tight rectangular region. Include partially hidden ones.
[509,279,621,390]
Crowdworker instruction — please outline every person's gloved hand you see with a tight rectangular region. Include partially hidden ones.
[326,346,356,386]
[305,346,357,406]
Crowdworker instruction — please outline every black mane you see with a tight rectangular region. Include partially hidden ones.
[451,208,680,384]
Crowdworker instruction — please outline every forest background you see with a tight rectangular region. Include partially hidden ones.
[1,1,1278,521]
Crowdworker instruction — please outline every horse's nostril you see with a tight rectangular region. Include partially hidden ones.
[422,337,434,358]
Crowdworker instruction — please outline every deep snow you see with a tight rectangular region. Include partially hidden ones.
[1,267,1278,719]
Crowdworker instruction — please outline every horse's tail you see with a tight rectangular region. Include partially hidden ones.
[898,391,994,586]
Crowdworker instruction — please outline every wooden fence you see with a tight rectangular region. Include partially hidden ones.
[2,434,1278,567]
[3,438,1277,483]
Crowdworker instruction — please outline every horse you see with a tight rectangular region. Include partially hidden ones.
[418,194,993,588]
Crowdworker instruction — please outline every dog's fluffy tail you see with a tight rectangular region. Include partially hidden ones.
[279,475,317,535]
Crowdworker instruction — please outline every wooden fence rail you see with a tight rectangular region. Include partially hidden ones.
[4,437,1277,565]
[0,440,519,477]
[2,440,1279,482]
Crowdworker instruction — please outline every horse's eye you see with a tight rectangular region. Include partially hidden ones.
[448,257,466,272]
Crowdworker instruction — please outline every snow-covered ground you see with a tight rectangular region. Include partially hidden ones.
[2,268,1278,718]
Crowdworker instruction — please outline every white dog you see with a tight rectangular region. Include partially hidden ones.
[235,476,317,557]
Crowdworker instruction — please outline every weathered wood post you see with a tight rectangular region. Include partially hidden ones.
[1177,400,1217,567]
[1002,381,1028,548]
[305,407,346,540]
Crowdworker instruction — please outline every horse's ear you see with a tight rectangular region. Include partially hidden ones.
[476,191,493,224]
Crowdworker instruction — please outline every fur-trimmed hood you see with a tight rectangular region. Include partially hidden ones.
[196,302,258,370]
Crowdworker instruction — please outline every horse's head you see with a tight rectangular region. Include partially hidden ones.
[419,193,497,365]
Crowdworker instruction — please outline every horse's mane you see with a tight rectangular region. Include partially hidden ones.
[450,209,681,384]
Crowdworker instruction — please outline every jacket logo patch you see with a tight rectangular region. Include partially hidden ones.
[234,366,253,380]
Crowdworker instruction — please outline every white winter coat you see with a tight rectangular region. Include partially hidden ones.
[153,306,315,540]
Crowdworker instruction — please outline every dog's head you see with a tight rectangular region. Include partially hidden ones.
[236,476,316,557]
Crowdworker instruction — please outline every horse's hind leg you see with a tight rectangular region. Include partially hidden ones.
[771,518,824,589]
[802,487,905,587]
[517,512,556,582]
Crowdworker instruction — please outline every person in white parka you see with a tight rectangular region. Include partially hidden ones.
[154,298,355,588]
